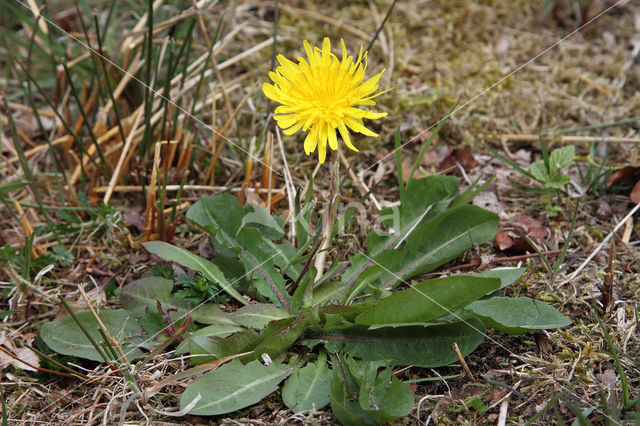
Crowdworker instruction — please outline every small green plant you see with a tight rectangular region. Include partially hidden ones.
[529,145,575,216]
[529,145,575,190]
[38,38,573,425]
[175,272,230,305]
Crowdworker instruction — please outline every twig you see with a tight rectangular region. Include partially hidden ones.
[415,250,563,281]
[92,184,285,193]
[498,134,640,144]
[452,342,475,382]
[103,107,144,204]
[568,201,640,280]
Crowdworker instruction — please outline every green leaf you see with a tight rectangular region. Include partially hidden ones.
[204,329,260,361]
[282,352,331,412]
[244,310,319,363]
[241,204,285,240]
[39,309,152,362]
[175,324,243,358]
[326,320,486,367]
[550,145,575,170]
[329,358,413,424]
[312,281,350,307]
[118,276,235,325]
[142,241,247,306]
[530,160,547,182]
[348,205,498,301]
[398,176,458,227]
[474,267,526,289]
[547,171,571,189]
[180,359,293,415]
[0,179,29,195]
[363,372,414,423]
[187,195,294,307]
[0,311,17,320]
[355,276,500,326]
[466,297,572,334]
[230,304,291,329]
[330,368,376,426]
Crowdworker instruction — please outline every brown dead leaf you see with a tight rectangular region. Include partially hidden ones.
[607,162,640,202]
[437,147,478,174]
[419,144,451,169]
[124,211,145,233]
[606,162,640,187]
[0,333,39,372]
[401,158,425,182]
[631,180,640,203]
[595,369,617,387]
[495,215,549,252]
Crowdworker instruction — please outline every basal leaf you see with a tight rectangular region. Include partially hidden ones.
[118,276,235,325]
[180,359,293,415]
[330,368,376,426]
[142,241,247,306]
[282,352,331,412]
[230,303,290,329]
[187,196,294,307]
[329,359,413,424]
[348,205,498,301]
[363,372,414,423]
[243,310,319,363]
[329,320,486,367]
[355,276,500,325]
[396,175,459,227]
[466,297,571,334]
[175,324,243,358]
[40,309,151,362]
[473,267,526,289]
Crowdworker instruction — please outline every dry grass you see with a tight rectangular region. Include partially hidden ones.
[1,0,639,424]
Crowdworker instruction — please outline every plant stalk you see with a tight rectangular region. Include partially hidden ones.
[314,150,340,281]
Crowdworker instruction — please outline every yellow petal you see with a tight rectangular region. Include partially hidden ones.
[262,83,277,101]
[304,130,318,155]
[303,40,316,67]
[282,122,303,135]
[345,117,378,137]
[327,126,338,150]
[318,135,327,163]
[362,111,388,119]
[338,122,358,152]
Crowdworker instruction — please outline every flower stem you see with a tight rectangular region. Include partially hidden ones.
[314,150,340,281]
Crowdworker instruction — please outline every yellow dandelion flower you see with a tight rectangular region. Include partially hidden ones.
[262,37,388,163]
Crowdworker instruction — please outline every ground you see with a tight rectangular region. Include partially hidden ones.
[1,0,639,424]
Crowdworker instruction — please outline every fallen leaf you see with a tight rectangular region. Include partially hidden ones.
[437,147,478,174]
[595,369,617,387]
[607,162,640,202]
[0,333,39,373]
[124,211,145,233]
[401,144,450,182]
[631,180,640,203]
[472,191,504,216]
[606,162,640,187]
[495,215,549,252]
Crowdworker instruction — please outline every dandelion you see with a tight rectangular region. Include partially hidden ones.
[262,37,387,163]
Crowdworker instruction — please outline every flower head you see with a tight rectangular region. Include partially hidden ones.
[263,37,387,163]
